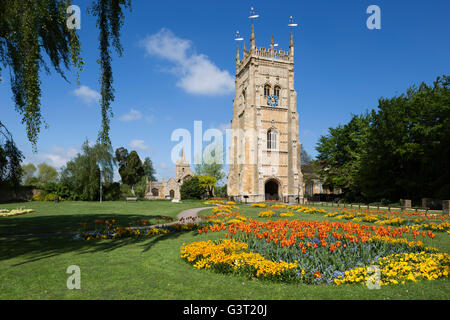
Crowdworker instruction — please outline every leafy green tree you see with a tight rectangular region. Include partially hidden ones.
[60,140,115,200]
[21,163,37,185]
[194,160,225,184]
[115,147,129,168]
[180,176,205,200]
[0,122,24,187]
[316,75,450,203]
[198,175,217,197]
[118,150,144,195]
[37,163,59,186]
[142,157,157,181]
[0,0,131,149]
[316,113,370,201]
[214,184,228,198]
[359,75,450,201]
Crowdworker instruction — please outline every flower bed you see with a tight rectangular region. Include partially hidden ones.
[0,209,35,217]
[181,239,297,280]
[334,252,449,286]
[187,216,448,285]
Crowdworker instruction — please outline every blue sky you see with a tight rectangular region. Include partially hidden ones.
[1,0,449,182]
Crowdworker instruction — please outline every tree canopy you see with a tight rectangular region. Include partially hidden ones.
[316,75,450,203]
[0,0,131,150]
[0,121,23,187]
[116,149,144,195]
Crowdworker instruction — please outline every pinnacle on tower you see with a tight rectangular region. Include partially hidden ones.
[250,24,255,50]
[243,42,247,54]
[236,43,240,63]
[271,34,274,50]
[289,31,294,59]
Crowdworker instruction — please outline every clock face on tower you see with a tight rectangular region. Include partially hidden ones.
[267,94,278,107]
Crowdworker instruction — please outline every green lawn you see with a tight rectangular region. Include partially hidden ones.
[0,201,448,299]
[0,200,211,236]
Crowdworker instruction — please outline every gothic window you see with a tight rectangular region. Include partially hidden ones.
[264,84,271,98]
[242,89,246,106]
[267,129,277,150]
[274,86,281,99]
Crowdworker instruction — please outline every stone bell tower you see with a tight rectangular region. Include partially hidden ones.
[227,25,303,203]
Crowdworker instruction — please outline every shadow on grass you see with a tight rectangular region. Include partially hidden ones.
[0,213,175,237]
[1,226,193,266]
[0,213,198,266]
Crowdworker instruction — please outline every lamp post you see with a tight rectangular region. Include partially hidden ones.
[99,168,103,203]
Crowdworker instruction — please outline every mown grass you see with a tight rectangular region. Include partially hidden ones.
[0,201,448,299]
[0,200,210,236]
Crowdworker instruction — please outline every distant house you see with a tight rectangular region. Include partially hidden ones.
[301,162,342,198]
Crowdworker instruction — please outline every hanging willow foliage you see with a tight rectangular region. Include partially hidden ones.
[89,0,131,146]
[0,0,131,150]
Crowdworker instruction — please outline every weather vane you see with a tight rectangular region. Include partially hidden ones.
[288,16,298,28]
[249,7,259,19]
[234,30,244,41]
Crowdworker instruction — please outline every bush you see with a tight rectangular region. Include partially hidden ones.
[215,184,227,198]
[120,183,133,198]
[180,176,205,200]
[103,182,121,201]
[32,192,62,201]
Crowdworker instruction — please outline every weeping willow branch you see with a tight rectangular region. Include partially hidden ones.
[0,0,130,151]
[89,0,131,146]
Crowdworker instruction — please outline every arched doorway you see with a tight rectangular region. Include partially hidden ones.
[265,179,280,201]
[169,190,175,199]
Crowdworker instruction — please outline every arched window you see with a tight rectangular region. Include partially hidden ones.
[274,86,280,99]
[267,129,277,150]
[151,188,159,196]
[242,89,246,106]
[264,84,271,98]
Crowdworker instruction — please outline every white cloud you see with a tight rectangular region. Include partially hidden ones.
[140,28,234,96]
[119,108,142,122]
[73,85,100,105]
[24,146,80,168]
[129,139,149,151]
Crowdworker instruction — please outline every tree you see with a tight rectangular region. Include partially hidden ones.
[180,176,204,200]
[359,75,450,201]
[118,150,144,195]
[60,140,115,200]
[142,157,156,181]
[21,163,37,186]
[0,122,24,187]
[194,160,225,184]
[315,75,450,203]
[215,184,228,198]
[301,146,313,165]
[198,175,217,197]
[0,0,131,149]
[115,147,129,168]
[316,113,370,201]
[36,162,59,186]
